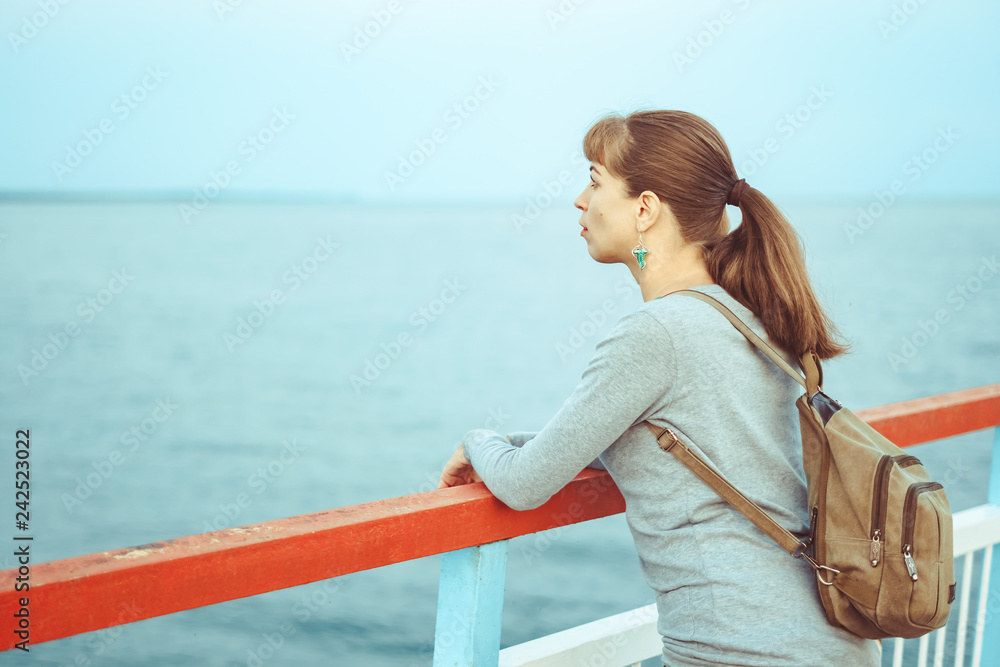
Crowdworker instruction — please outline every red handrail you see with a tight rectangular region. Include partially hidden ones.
[855,383,1000,446]
[3,383,998,650]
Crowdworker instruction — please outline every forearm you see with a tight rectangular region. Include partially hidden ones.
[505,431,605,470]
[461,309,671,511]
[463,428,563,510]
[463,429,608,510]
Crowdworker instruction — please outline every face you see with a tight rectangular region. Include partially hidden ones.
[573,163,636,264]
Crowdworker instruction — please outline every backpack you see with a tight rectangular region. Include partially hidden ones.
[642,289,955,639]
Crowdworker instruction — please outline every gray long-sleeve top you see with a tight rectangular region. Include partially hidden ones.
[462,284,880,666]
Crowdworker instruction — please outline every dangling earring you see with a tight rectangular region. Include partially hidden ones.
[632,232,649,270]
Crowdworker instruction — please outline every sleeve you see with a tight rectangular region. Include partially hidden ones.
[503,431,606,470]
[462,309,675,511]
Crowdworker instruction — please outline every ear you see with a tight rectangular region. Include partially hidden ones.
[635,190,661,234]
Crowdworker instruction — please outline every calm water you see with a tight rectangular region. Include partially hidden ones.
[0,201,997,666]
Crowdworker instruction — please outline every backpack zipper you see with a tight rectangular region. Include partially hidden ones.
[901,481,945,581]
[809,505,818,551]
[869,454,893,567]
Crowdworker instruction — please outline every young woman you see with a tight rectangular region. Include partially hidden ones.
[437,110,881,666]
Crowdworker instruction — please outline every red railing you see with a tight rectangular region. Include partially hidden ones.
[3,383,999,651]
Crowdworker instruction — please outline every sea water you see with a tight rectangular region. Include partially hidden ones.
[0,200,997,666]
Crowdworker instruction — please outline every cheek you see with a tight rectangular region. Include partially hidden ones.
[589,192,606,217]
[594,195,618,226]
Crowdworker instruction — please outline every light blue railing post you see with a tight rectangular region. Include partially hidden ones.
[433,540,509,666]
[981,426,1000,663]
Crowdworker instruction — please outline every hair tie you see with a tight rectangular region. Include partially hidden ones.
[727,178,749,207]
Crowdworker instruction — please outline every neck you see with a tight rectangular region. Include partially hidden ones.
[629,246,715,302]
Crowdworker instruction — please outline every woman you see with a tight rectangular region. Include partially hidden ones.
[437,110,881,666]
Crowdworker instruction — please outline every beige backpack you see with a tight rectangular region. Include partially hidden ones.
[643,289,955,639]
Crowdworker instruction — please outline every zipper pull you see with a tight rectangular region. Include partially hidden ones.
[869,529,881,567]
[903,544,918,581]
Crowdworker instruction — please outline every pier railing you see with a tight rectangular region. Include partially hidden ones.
[3,384,999,667]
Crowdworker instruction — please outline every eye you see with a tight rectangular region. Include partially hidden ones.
[589,178,597,188]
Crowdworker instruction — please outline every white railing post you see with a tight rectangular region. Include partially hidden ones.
[981,426,1000,664]
[433,540,509,666]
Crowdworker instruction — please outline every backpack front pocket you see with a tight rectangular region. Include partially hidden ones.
[901,481,946,625]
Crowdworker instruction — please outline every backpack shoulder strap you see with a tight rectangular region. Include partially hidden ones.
[644,422,807,556]
[668,289,810,389]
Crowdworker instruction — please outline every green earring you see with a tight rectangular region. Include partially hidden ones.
[632,232,649,269]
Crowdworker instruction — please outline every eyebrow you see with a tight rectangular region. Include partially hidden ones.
[589,165,600,176]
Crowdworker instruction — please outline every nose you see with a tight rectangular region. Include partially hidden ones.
[574,189,587,212]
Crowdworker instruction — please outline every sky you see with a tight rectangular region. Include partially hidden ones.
[0,0,997,204]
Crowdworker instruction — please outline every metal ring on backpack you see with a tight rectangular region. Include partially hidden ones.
[814,566,839,586]
[800,553,840,586]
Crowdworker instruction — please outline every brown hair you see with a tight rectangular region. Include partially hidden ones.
[582,109,851,362]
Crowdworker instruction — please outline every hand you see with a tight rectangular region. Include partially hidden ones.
[437,442,483,489]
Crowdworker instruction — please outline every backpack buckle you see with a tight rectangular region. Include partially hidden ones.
[656,427,680,452]
[792,539,811,559]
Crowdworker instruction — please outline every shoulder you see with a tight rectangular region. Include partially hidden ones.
[603,304,669,344]
[588,304,675,373]
[646,284,748,314]
[596,286,758,355]
[582,302,677,384]
[642,284,801,369]
[641,284,757,331]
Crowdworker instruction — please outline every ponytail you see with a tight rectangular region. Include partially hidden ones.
[703,185,852,361]
[582,110,852,362]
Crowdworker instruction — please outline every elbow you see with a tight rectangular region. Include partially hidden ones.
[478,463,554,511]
[495,488,550,512]
[507,498,544,512]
